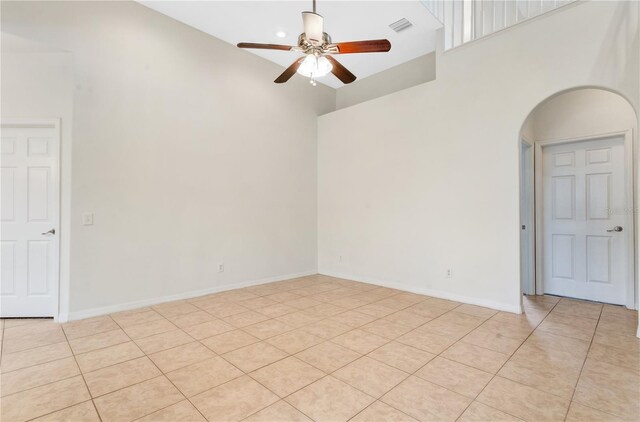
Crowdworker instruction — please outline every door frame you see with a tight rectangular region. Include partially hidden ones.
[534,129,636,309]
[520,138,535,295]
[1,118,62,319]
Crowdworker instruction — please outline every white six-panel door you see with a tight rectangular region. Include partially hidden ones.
[1,121,60,317]
[542,136,629,305]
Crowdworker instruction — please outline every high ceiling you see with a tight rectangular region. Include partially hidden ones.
[139,1,442,88]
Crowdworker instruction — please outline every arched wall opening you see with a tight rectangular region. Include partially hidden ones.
[519,87,638,310]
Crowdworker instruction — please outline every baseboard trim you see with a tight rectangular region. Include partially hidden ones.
[62,268,522,322]
[319,270,522,314]
[63,270,317,322]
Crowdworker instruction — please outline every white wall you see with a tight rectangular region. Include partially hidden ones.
[1,1,335,319]
[318,1,639,313]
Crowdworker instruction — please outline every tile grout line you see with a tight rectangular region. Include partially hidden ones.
[347,398,417,422]
[164,307,339,421]
[363,304,503,421]
[275,300,469,421]
[237,366,323,421]
[2,302,516,417]
[1,364,82,400]
[134,331,197,355]
[0,341,70,374]
[221,290,554,422]
[318,302,497,420]
[3,319,258,421]
[0,321,122,403]
[155,289,416,420]
[340,299,545,419]
[0,283,426,413]
[561,304,603,421]
[66,294,346,416]
[5,326,127,356]
[449,299,561,422]
[163,313,287,421]
[3,280,637,422]
[8,335,222,406]
[2,315,190,372]
[23,400,97,422]
[61,317,105,422]
[87,315,169,418]
[140,340,209,421]
[112,307,306,421]
[102,312,200,422]
[458,298,618,421]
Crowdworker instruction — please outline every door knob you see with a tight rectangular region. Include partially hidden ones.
[41,228,56,235]
[607,226,623,233]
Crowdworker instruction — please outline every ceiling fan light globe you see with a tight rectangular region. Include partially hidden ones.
[297,54,332,78]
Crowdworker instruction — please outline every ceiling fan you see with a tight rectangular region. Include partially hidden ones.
[237,0,391,86]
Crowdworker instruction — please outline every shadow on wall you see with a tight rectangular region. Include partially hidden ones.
[591,2,640,89]
[335,52,437,110]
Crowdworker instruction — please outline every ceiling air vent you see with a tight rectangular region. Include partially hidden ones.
[389,18,413,33]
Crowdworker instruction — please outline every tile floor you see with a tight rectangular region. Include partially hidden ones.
[1,275,638,422]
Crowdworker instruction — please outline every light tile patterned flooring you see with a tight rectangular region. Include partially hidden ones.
[1,275,638,422]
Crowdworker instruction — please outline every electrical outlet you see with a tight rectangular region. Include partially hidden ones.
[446,268,453,278]
[218,263,224,273]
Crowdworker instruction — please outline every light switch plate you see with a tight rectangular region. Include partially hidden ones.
[82,213,94,225]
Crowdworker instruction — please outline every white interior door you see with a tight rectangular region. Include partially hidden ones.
[1,121,60,317]
[542,136,629,305]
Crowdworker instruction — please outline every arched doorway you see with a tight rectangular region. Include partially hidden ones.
[519,87,638,309]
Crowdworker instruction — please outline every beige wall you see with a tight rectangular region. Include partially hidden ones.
[318,1,640,312]
[1,1,335,319]
[335,53,437,110]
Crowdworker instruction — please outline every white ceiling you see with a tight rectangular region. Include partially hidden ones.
[139,1,442,88]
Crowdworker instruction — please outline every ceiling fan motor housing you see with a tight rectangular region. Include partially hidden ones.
[298,32,332,54]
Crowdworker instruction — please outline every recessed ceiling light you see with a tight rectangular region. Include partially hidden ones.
[275,30,287,38]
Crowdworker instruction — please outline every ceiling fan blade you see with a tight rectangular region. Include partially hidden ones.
[332,39,391,54]
[302,11,324,45]
[274,58,304,83]
[325,56,356,84]
[237,42,294,51]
